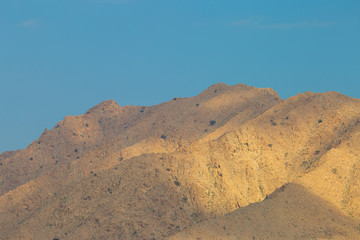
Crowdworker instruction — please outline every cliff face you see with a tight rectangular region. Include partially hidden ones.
[1,83,360,239]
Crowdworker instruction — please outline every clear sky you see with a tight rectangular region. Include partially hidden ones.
[0,0,359,153]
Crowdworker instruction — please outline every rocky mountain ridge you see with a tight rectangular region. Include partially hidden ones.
[1,83,359,239]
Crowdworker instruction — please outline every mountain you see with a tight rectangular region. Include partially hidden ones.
[1,83,359,239]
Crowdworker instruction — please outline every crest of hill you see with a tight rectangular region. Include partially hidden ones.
[85,99,121,115]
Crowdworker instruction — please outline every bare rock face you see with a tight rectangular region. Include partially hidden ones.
[1,83,360,240]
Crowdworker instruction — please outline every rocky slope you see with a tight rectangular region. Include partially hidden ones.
[170,183,360,240]
[1,83,360,239]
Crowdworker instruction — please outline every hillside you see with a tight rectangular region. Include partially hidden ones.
[170,183,360,240]
[1,83,360,239]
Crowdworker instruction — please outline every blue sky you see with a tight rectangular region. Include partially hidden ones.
[0,0,359,152]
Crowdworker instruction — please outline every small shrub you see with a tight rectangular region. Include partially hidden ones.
[190,212,200,222]
[182,196,187,202]
[74,149,78,153]
[174,180,180,186]
[195,103,199,106]
[332,168,337,174]
[318,119,323,123]
[314,150,320,155]
[161,135,167,140]
[166,168,171,171]
[140,109,144,113]
[85,123,89,127]
[38,141,41,144]
[302,160,312,170]
[259,185,263,194]
[29,157,33,161]
[285,116,289,120]
[268,144,273,148]
[270,120,277,126]
[209,120,216,126]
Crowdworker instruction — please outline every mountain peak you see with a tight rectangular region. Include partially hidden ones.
[85,99,121,115]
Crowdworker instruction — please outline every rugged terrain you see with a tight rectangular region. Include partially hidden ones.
[1,83,360,239]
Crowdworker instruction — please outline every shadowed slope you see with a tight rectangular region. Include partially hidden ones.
[169,183,360,240]
[0,154,194,240]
